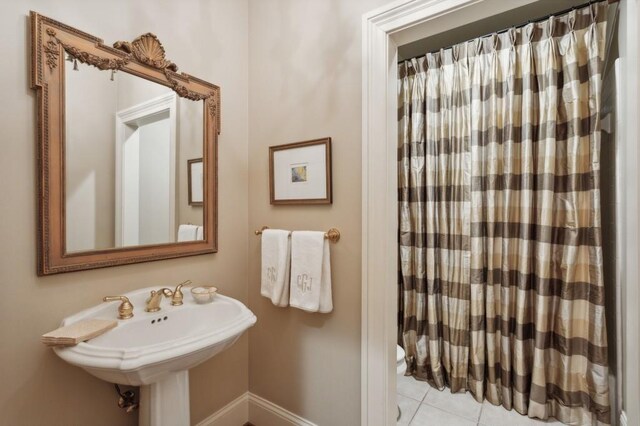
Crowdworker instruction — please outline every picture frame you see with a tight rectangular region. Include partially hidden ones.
[188,158,204,206]
[269,138,332,205]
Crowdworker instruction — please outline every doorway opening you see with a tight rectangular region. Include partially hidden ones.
[115,92,177,247]
[361,1,636,425]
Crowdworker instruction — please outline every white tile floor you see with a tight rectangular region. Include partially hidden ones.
[397,374,565,426]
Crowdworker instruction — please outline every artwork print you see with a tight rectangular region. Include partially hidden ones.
[291,164,308,183]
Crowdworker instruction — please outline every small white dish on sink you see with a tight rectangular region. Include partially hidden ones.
[191,285,217,303]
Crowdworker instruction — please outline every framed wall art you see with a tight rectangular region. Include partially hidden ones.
[269,138,332,205]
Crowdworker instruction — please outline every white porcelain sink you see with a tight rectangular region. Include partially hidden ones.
[52,286,256,426]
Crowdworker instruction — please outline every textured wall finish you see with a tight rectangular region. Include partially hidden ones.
[0,0,248,424]
[247,1,390,425]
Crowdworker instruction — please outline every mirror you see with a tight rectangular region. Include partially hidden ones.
[65,63,204,252]
[31,12,220,274]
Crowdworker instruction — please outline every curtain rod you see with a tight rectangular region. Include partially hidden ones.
[398,0,618,63]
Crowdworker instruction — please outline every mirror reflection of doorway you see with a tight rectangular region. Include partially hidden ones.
[115,93,177,247]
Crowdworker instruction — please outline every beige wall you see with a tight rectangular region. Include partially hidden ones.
[246,1,389,425]
[177,99,204,229]
[65,62,117,252]
[0,0,249,425]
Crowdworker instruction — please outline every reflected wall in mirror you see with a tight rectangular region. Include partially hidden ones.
[65,64,204,252]
[31,12,220,274]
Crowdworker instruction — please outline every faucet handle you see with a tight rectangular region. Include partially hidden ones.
[171,280,192,306]
[152,288,173,296]
[103,296,134,320]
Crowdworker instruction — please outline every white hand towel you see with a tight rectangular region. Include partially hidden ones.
[178,224,198,242]
[289,231,333,313]
[196,226,204,240]
[261,229,291,307]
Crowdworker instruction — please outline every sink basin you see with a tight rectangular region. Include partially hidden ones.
[52,286,256,426]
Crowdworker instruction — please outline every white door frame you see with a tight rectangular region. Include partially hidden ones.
[115,92,178,246]
[360,1,640,425]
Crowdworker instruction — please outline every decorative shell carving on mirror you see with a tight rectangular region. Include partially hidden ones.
[45,29,218,118]
[113,33,178,72]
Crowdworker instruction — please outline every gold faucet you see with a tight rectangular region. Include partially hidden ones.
[145,288,173,312]
[170,280,192,306]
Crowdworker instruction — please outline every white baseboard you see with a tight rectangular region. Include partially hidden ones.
[195,392,316,426]
[196,392,249,426]
[620,410,627,426]
[248,393,317,426]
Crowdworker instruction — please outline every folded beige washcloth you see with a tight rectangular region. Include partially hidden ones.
[41,319,117,347]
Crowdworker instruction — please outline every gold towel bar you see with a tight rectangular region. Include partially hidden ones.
[254,226,341,243]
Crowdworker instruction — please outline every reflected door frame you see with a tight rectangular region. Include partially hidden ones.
[114,92,177,246]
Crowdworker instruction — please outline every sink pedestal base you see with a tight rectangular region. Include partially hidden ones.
[139,371,190,426]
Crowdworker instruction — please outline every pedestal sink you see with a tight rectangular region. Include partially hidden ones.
[52,287,256,426]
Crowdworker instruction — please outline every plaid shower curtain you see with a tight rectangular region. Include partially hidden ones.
[398,2,610,425]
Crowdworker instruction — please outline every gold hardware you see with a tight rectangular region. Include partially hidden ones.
[145,288,173,312]
[254,226,270,235]
[325,228,340,242]
[171,280,192,306]
[255,226,341,243]
[103,296,134,320]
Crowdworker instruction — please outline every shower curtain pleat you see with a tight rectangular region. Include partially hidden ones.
[398,2,611,425]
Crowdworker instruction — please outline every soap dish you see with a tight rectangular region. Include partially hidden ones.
[191,286,217,304]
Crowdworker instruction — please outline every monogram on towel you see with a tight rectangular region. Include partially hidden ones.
[260,229,291,307]
[296,274,313,293]
[289,231,332,313]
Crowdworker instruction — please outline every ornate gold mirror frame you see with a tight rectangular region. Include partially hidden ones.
[30,12,219,275]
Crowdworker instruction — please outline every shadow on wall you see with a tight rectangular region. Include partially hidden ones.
[271,0,359,130]
[2,346,136,426]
